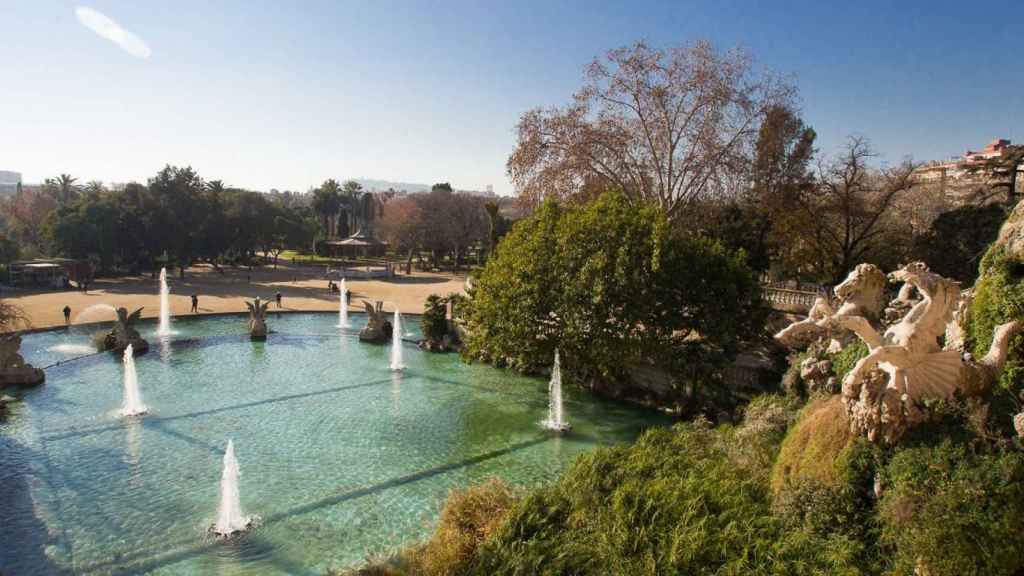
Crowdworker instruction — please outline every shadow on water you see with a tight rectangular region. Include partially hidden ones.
[77,436,550,575]
[43,376,400,443]
[0,436,73,575]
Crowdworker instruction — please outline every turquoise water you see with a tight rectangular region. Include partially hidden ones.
[1,313,666,575]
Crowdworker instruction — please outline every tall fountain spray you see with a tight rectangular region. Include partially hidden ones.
[390,309,404,371]
[543,350,569,432]
[120,344,148,417]
[213,440,251,537]
[338,279,350,328]
[157,267,172,336]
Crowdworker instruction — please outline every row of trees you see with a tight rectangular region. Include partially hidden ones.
[377,183,509,272]
[508,40,1017,284]
[27,166,317,276]
[0,167,509,278]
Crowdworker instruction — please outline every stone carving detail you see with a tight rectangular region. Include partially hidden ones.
[775,261,1021,444]
[359,301,392,343]
[0,334,44,387]
[1015,412,1024,438]
[774,263,887,350]
[102,307,150,354]
[838,262,1019,443]
[246,297,270,341]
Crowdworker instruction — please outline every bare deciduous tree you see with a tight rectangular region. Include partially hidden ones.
[794,136,917,282]
[507,40,794,220]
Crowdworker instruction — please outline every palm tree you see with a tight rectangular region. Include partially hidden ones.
[54,173,79,205]
[84,181,105,196]
[313,179,342,238]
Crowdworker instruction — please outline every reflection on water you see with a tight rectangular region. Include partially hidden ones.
[4,313,668,575]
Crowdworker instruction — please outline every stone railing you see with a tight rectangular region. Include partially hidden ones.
[762,286,821,313]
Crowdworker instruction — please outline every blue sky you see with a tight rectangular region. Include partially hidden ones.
[2,1,1021,194]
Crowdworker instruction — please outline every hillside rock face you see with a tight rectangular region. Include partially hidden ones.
[995,201,1024,259]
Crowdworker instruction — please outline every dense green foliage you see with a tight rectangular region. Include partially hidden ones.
[463,191,764,408]
[968,243,1024,434]
[831,340,869,383]
[42,166,316,275]
[422,295,450,343]
[881,440,1024,575]
[358,393,1024,576]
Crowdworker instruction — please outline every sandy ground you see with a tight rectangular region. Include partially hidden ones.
[6,262,468,331]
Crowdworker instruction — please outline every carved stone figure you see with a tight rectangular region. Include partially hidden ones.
[0,335,44,387]
[359,301,392,343]
[246,297,270,341]
[101,307,150,354]
[774,263,887,349]
[838,262,1019,443]
[1015,412,1024,438]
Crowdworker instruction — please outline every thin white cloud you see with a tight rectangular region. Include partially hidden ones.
[75,6,151,59]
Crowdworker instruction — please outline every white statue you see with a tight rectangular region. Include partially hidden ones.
[774,261,1020,443]
[838,262,1019,443]
[774,263,887,350]
[246,297,270,341]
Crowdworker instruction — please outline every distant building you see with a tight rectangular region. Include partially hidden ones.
[0,170,21,196]
[914,138,1023,204]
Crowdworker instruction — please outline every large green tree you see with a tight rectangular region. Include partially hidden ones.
[463,191,764,409]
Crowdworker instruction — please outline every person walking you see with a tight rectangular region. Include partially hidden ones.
[275,292,282,308]
[191,293,199,313]
[63,305,71,325]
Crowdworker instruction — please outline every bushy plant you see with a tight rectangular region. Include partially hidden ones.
[466,416,864,575]
[462,191,764,408]
[422,294,449,343]
[880,440,1024,576]
[771,395,855,493]
[968,244,1024,434]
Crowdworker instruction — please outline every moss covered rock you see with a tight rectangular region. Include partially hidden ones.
[771,395,856,493]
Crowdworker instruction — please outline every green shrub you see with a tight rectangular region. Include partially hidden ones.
[462,191,764,408]
[880,440,1024,576]
[771,395,855,493]
[968,244,1024,435]
[831,341,868,383]
[422,294,449,343]
[467,418,860,575]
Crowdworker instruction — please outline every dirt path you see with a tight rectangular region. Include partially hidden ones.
[6,263,467,331]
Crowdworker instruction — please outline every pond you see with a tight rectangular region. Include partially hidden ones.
[0,313,667,575]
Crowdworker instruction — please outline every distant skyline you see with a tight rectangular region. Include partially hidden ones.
[2,1,1022,195]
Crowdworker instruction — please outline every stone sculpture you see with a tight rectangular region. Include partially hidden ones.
[0,334,44,386]
[775,261,1021,443]
[836,262,1019,443]
[246,297,270,341]
[359,301,392,343]
[774,263,887,350]
[101,307,149,354]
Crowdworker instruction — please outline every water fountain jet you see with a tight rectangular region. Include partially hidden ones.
[120,344,148,417]
[542,350,570,432]
[338,279,350,328]
[212,439,253,538]
[390,309,404,371]
[157,267,173,337]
